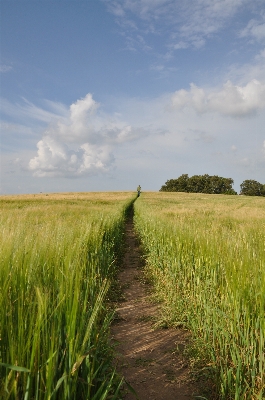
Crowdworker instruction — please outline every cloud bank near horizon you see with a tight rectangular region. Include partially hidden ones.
[2,67,265,182]
[24,75,265,178]
[171,79,265,117]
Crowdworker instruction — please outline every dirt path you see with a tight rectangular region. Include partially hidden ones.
[111,209,202,400]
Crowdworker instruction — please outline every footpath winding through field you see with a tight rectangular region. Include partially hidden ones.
[111,207,201,400]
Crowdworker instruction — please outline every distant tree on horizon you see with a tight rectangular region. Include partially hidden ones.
[160,174,237,195]
[240,180,265,196]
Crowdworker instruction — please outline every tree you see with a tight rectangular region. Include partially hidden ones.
[160,174,189,192]
[240,180,265,196]
[160,174,237,194]
[207,175,236,195]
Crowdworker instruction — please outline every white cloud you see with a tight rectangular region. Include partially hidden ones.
[106,0,245,24]
[105,0,170,21]
[69,93,98,122]
[28,93,153,177]
[1,97,67,124]
[0,65,12,73]
[28,136,114,177]
[173,41,189,50]
[226,48,265,84]
[105,0,249,50]
[3,86,265,192]
[106,0,126,17]
[150,64,165,72]
[239,14,265,41]
[171,79,265,117]
[174,0,245,47]
[255,48,265,60]
[0,121,33,136]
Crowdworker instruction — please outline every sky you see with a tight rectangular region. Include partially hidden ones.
[1,0,265,195]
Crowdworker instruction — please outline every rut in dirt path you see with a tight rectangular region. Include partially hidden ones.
[111,208,202,400]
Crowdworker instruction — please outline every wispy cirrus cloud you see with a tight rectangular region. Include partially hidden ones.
[224,48,265,86]
[239,13,265,42]
[170,0,248,49]
[1,97,68,124]
[104,0,250,51]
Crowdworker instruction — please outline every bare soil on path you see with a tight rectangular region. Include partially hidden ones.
[111,209,204,400]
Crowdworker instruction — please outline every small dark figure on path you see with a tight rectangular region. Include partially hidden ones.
[137,185,141,197]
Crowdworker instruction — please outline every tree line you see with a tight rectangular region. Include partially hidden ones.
[160,174,265,196]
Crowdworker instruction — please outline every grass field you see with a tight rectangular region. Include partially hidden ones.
[134,192,265,399]
[1,191,264,399]
[0,192,136,400]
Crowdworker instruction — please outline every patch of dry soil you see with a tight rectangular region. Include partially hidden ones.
[111,210,203,400]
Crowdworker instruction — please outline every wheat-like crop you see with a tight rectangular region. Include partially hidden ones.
[0,192,136,400]
[134,192,265,399]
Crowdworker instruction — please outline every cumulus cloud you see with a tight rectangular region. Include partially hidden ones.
[28,93,151,177]
[29,136,114,177]
[171,79,265,117]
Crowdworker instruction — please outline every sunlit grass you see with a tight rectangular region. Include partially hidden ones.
[0,192,136,400]
[134,192,265,399]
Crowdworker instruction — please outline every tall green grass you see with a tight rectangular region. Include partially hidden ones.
[0,192,136,400]
[134,192,265,399]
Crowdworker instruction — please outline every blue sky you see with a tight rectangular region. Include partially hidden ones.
[1,0,265,194]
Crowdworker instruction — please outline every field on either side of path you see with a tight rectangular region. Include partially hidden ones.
[0,192,136,400]
[134,192,265,400]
